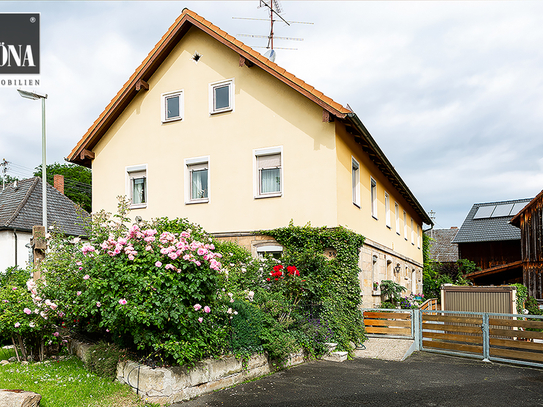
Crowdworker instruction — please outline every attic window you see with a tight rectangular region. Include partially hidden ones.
[192,51,202,63]
[209,79,234,114]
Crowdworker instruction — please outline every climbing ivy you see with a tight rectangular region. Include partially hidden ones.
[263,221,366,352]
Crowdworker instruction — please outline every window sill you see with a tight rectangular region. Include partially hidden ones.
[210,108,233,115]
[130,204,147,210]
[185,199,209,205]
[255,193,282,199]
[372,289,381,296]
[386,225,391,229]
[162,117,183,124]
[353,202,360,209]
[372,215,378,221]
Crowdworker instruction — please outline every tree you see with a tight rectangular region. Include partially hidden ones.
[34,162,91,212]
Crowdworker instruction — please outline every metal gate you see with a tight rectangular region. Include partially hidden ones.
[363,309,543,368]
[418,310,543,368]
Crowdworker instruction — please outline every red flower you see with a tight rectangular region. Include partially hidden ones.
[273,265,284,272]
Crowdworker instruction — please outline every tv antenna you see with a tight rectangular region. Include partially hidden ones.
[234,0,313,62]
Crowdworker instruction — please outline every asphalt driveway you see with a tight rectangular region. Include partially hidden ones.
[171,352,543,407]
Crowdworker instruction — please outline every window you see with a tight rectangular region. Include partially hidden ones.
[126,165,147,209]
[352,157,360,207]
[210,79,234,114]
[411,218,414,245]
[371,177,377,219]
[385,192,391,228]
[403,211,407,240]
[185,157,209,204]
[395,202,400,235]
[161,90,183,122]
[417,225,421,248]
[254,147,282,198]
[256,244,283,260]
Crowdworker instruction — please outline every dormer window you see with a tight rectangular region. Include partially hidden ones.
[209,79,234,114]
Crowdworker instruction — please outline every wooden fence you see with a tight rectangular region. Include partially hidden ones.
[363,310,413,338]
[421,310,543,367]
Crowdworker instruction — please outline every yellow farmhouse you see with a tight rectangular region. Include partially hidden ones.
[68,9,432,308]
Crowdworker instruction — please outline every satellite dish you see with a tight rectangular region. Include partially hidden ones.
[264,49,276,62]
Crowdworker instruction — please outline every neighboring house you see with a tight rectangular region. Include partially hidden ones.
[67,9,432,307]
[0,177,88,272]
[452,198,531,286]
[425,227,459,265]
[510,190,543,299]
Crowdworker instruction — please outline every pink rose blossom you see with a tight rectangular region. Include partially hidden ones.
[194,304,202,311]
[24,308,31,315]
[119,298,127,305]
[204,306,211,314]
[14,322,20,328]
[83,274,90,280]
[53,332,60,337]
[96,302,101,307]
[155,261,162,267]
[198,317,203,323]
[77,291,82,296]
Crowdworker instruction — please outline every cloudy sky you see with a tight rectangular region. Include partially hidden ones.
[1,1,542,229]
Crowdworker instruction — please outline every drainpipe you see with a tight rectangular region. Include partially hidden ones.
[13,228,17,267]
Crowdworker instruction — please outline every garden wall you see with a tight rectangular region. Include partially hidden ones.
[70,340,304,405]
[117,352,305,405]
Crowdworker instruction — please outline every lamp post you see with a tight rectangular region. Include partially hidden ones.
[17,89,48,230]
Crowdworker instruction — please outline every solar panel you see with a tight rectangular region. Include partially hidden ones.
[510,201,529,216]
[491,203,514,218]
[473,205,495,219]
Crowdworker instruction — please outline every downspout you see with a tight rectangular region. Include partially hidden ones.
[13,228,18,268]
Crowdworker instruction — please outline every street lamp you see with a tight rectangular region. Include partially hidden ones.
[17,89,48,230]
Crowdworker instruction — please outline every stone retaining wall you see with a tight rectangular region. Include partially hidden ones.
[116,351,305,405]
[69,339,305,405]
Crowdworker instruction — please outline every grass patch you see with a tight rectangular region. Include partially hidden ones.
[0,355,159,407]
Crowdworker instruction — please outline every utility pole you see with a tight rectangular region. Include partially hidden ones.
[1,159,8,190]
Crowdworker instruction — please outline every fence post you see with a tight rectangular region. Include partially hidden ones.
[414,309,421,351]
[482,313,490,362]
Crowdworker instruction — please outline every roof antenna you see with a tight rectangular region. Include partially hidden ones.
[234,0,313,62]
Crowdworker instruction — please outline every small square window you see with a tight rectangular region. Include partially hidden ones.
[185,157,209,204]
[255,147,282,198]
[210,79,234,114]
[162,91,183,123]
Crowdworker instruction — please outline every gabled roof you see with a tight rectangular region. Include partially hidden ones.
[0,178,88,236]
[425,228,459,263]
[452,198,532,244]
[66,8,432,225]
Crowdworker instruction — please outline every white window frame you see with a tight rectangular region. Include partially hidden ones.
[256,244,283,259]
[126,164,147,209]
[161,90,184,123]
[371,177,377,219]
[185,156,210,204]
[404,211,408,240]
[411,218,415,245]
[209,78,234,114]
[352,157,360,208]
[385,192,391,228]
[254,146,283,199]
[417,225,421,248]
[395,202,400,235]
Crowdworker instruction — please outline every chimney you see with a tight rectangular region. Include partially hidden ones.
[54,174,64,194]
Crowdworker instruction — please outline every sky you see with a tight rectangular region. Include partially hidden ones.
[1,1,542,229]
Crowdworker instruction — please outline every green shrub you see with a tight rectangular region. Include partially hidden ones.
[84,341,127,379]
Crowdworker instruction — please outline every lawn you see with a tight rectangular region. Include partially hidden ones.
[0,348,158,407]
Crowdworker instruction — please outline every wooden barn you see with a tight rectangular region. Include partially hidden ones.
[452,198,531,286]
[510,190,543,298]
